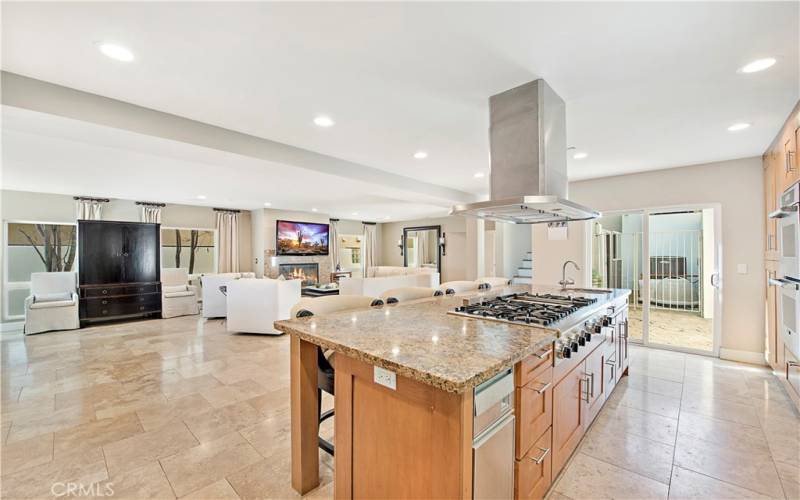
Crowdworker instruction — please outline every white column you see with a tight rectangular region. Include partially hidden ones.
[465,218,485,281]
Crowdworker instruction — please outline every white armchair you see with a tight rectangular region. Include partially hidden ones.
[161,268,199,319]
[226,278,302,335]
[24,272,79,335]
[200,272,256,318]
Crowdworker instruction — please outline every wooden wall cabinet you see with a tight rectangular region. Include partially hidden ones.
[765,261,780,369]
[583,346,606,428]
[764,152,780,261]
[551,361,587,476]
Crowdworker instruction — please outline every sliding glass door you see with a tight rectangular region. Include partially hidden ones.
[591,206,721,355]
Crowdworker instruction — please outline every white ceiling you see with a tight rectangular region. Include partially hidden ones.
[1,2,798,215]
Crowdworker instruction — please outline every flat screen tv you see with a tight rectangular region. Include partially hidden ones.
[276,220,329,256]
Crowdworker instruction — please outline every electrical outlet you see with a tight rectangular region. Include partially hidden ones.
[374,366,397,390]
[737,264,748,274]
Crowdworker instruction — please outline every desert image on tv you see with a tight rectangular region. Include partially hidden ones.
[277,221,329,255]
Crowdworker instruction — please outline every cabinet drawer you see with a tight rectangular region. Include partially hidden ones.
[82,294,160,318]
[124,283,160,295]
[786,346,800,399]
[516,366,553,459]
[82,285,127,298]
[515,427,552,500]
[516,344,554,387]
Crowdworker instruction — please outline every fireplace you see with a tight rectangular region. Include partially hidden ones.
[279,263,319,287]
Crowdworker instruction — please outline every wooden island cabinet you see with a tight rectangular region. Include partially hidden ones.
[277,286,630,500]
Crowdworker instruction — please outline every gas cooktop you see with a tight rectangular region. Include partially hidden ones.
[449,292,598,327]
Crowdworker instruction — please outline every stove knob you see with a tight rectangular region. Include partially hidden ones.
[576,334,586,346]
[557,343,572,359]
[593,324,603,334]
[570,340,579,352]
[582,329,593,342]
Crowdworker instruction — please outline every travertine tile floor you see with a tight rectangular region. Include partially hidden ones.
[1,316,798,499]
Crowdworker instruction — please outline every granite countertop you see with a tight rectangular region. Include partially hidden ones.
[274,285,630,393]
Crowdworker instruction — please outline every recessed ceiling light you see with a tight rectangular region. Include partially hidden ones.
[313,115,334,127]
[196,195,207,200]
[414,151,428,159]
[383,216,390,220]
[352,212,359,216]
[728,122,751,132]
[97,42,134,62]
[739,58,776,74]
[311,207,318,212]
[573,152,588,160]
[263,202,271,207]
[474,172,485,178]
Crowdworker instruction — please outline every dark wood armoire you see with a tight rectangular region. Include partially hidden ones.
[78,220,162,325]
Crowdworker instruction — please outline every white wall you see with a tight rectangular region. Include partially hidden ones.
[538,157,763,357]
[497,223,532,279]
[379,216,467,282]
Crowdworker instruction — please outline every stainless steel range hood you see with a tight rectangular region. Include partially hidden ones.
[450,79,599,224]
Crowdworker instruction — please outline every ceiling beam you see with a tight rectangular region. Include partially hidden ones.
[1,71,476,206]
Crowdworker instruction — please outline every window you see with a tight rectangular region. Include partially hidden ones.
[3,221,77,320]
[161,227,217,277]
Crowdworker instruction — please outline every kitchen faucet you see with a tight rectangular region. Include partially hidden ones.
[560,260,580,289]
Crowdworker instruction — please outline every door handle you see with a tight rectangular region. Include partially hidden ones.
[582,376,591,402]
[710,273,720,288]
[524,381,552,394]
[535,348,553,360]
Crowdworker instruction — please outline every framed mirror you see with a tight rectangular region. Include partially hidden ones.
[403,225,441,274]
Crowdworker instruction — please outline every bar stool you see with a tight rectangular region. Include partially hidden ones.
[291,295,384,456]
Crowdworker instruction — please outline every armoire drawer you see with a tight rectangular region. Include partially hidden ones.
[82,293,160,318]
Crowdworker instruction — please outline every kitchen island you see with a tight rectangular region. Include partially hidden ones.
[274,285,631,499]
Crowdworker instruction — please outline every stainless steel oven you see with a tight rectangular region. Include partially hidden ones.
[772,277,800,358]
[473,368,515,500]
[772,183,800,280]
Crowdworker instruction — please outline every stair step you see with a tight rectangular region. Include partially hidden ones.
[520,261,532,269]
[512,276,532,284]
[517,268,532,277]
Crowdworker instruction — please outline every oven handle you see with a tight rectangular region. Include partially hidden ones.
[770,277,800,290]
[769,205,798,219]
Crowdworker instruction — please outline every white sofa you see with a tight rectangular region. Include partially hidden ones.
[226,278,302,335]
[367,266,438,278]
[161,268,199,319]
[24,272,80,335]
[200,272,256,318]
[339,272,440,297]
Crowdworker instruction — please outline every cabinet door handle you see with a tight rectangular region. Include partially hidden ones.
[535,348,553,359]
[529,447,550,465]
[789,361,799,368]
[524,381,552,394]
[582,376,591,402]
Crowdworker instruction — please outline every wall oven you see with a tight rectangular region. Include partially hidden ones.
[770,182,800,358]
[772,183,800,280]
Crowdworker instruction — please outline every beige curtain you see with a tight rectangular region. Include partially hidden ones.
[140,206,161,223]
[75,200,103,220]
[330,219,340,271]
[362,223,377,276]
[216,211,240,273]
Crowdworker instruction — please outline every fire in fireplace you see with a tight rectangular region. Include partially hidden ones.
[278,263,319,287]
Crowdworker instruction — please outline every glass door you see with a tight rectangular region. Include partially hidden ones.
[591,207,721,355]
[646,209,718,354]
[591,213,645,344]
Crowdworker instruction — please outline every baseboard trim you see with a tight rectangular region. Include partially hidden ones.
[0,321,24,333]
[719,347,767,366]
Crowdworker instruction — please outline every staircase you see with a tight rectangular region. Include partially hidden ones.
[512,252,533,284]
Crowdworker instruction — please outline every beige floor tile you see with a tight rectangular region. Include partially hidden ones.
[103,420,199,477]
[161,374,223,400]
[667,465,772,499]
[183,400,264,443]
[591,404,678,446]
[680,393,761,427]
[622,373,683,398]
[677,411,769,454]
[615,386,681,419]
[673,434,784,498]
[226,456,334,500]
[580,425,674,484]
[239,411,291,458]
[246,387,290,417]
[0,432,54,476]
[776,460,800,499]
[94,461,176,499]
[159,432,262,497]
[0,447,108,499]
[135,393,214,432]
[54,411,143,458]
[180,479,240,499]
[6,403,96,443]
[54,382,124,412]
[553,453,668,499]
[210,362,267,385]
[200,379,269,409]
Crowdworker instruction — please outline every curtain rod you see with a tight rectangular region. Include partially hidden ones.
[362,221,377,225]
[213,208,241,213]
[74,196,110,203]
[135,201,166,207]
